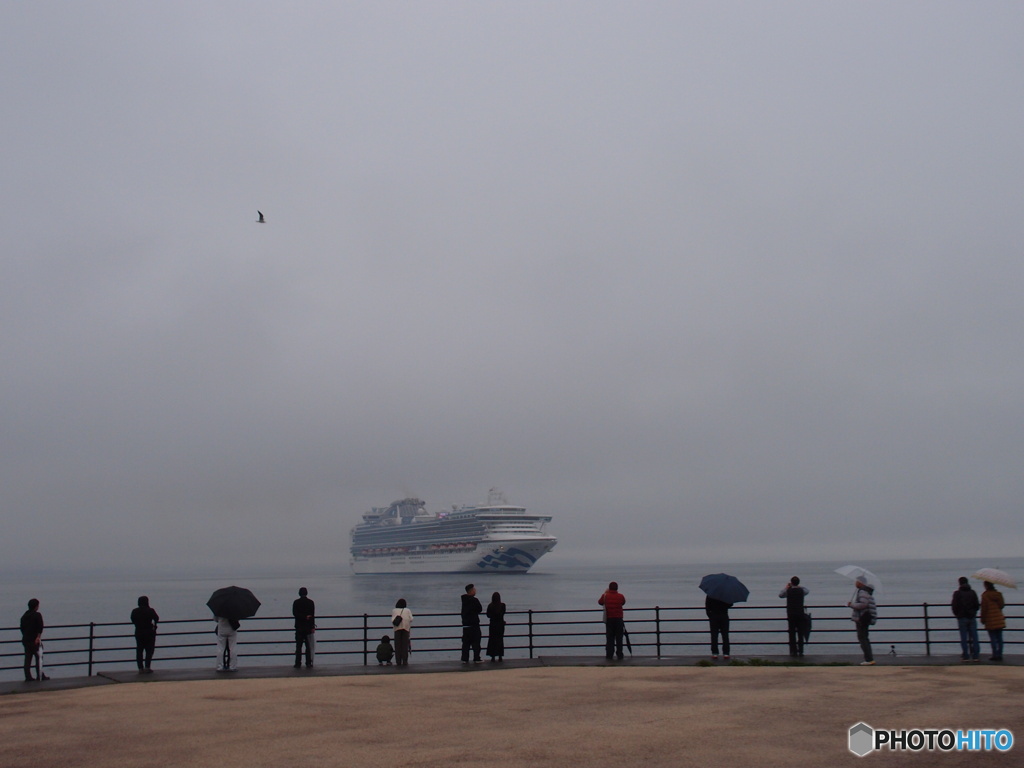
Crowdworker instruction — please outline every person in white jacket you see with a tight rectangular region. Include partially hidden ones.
[848,580,876,666]
[390,599,413,667]
[215,616,240,671]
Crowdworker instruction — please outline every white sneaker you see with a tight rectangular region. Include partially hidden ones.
[860,661,876,666]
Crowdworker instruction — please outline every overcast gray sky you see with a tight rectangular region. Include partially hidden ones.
[2,2,1022,574]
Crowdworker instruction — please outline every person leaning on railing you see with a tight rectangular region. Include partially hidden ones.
[20,598,48,682]
[391,598,413,667]
[599,581,626,661]
[979,581,1005,662]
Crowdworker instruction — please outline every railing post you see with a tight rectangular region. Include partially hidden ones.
[655,606,661,658]
[362,614,369,666]
[88,622,95,677]
[923,603,930,657]
[528,610,534,659]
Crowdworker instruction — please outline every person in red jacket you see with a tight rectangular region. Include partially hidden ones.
[598,581,626,660]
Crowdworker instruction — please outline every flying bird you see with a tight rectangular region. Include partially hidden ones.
[256,210,265,223]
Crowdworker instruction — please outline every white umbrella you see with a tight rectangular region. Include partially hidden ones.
[971,568,1017,589]
[835,565,882,593]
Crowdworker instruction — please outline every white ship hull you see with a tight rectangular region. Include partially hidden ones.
[350,538,556,574]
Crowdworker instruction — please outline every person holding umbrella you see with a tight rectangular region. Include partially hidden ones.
[848,579,877,665]
[215,616,240,671]
[207,586,261,672]
[979,581,1006,662]
[973,568,1014,662]
[699,573,749,661]
[705,596,732,660]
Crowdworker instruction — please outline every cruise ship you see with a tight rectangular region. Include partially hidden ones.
[349,490,557,574]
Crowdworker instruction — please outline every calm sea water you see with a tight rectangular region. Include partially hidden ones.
[3,557,1019,680]
[3,556,1019,627]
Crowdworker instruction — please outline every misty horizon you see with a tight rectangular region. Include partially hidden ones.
[3,4,1022,575]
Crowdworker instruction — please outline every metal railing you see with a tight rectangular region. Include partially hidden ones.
[2,603,1017,679]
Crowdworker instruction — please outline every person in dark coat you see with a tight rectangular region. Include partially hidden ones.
[779,577,809,657]
[292,587,316,669]
[951,576,981,662]
[486,592,507,662]
[376,635,394,665]
[130,596,160,672]
[20,598,48,682]
[705,596,732,660]
[980,581,1006,662]
[460,584,483,664]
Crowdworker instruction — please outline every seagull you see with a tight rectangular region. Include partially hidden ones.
[256,210,265,223]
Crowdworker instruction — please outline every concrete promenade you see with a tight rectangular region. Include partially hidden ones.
[1,655,1021,767]
[1,650,1021,696]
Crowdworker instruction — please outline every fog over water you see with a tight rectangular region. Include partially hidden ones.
[2,4,1023,575]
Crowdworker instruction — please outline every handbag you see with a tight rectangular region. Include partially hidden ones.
[801,611,813,642]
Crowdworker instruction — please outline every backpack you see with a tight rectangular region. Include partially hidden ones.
[785,586,805,615]
[864,594,877,625]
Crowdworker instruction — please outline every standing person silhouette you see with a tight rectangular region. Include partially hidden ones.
[848,579,877,665]
[980,580,1005,662]
[215,616,240,671]
[20,599,48,682]
[951,576,981,662]
[705,595,732,660]
[292,587,316,669]
[599,581,626,660]
[391,599,413,666]
[779,577,809,657]
[461,584,483,664]
[130,596,160,673]
[486,592,507,662]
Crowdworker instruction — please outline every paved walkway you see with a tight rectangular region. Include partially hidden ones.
[2,651,1017,696]
[0,658,1020,768]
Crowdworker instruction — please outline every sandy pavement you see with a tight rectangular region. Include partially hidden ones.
[1,666,1021,767]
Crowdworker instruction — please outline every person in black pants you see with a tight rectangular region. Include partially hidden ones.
[705,596,732,660]
[779,577,810,657]
[461,584,483,664]
[292,587,316,669]
[20,598,48,682]
[486,592,507,662]
[130,596,160,672]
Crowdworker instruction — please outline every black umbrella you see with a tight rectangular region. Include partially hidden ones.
[207,586,261,621]
[622,624,633,656]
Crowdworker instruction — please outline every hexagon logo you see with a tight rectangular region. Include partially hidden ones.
[849,722,875,757]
